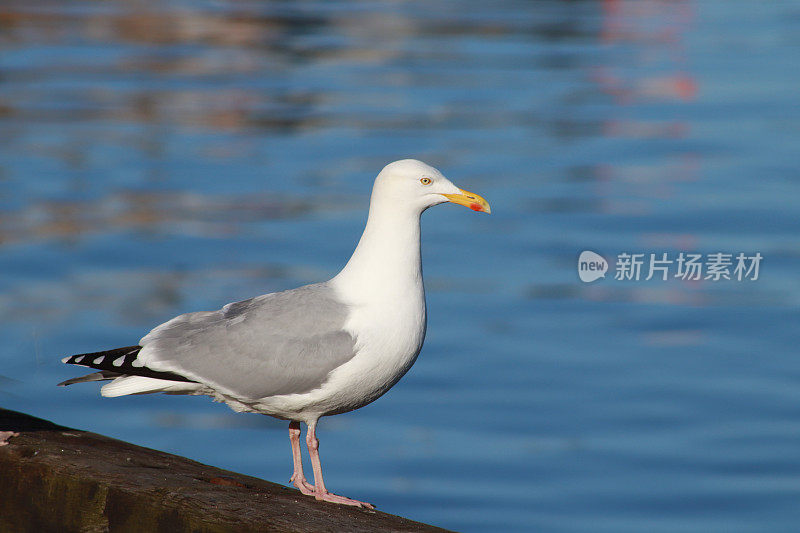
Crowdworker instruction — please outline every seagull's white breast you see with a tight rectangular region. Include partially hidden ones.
[253,283,426,423]
[324,289,426,412]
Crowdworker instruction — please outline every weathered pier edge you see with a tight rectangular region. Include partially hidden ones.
[0,408,451,533]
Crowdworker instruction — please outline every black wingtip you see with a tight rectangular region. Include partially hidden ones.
[62,346,142,367]
[60,345,198,385]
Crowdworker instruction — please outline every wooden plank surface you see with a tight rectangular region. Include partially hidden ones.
[0,408,452,533]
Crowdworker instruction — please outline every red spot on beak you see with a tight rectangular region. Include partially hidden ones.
[469,203,482,212]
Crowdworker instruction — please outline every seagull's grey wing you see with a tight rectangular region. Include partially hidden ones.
[138,283,356,399]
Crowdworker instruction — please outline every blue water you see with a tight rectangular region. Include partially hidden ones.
[2,1,800,531]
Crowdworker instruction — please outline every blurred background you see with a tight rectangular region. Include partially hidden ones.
[2,1,799,531]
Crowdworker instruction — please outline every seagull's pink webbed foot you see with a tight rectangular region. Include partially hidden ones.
[289,472,316,495]
[288,420,374,509]
[313,490,375,509]
[305,421,374,509]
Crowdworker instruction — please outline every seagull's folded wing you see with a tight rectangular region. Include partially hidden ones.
[137,282,357,400]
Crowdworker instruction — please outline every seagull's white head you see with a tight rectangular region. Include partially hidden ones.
[372,159,491,215]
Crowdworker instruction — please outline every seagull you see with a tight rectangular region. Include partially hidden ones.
[59,159,490,508]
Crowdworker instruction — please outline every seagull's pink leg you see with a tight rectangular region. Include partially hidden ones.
[288,421,315,495]
[305,419,374,509]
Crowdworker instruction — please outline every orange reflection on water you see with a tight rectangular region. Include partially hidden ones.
[596,0,697,104]
[591,0,700,218]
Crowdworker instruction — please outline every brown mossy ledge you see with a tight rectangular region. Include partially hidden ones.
[0,408,451,533]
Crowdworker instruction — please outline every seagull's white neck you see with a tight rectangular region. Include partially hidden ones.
[331,196,424,305]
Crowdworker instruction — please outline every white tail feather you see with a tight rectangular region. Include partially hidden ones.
[101,376,201,397]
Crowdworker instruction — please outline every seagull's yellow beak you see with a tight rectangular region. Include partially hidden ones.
[442,189,491,214]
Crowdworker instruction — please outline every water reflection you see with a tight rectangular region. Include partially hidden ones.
[0,190,325,245]
[0,1,613,137]
[592,0,699,212]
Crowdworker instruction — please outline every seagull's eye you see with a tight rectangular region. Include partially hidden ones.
[420,177,432,185]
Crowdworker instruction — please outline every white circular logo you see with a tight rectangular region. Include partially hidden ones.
[578,251,608,283]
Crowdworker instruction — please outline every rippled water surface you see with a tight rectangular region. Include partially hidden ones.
[2,1,800,531]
